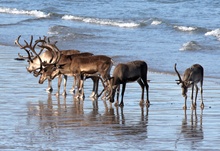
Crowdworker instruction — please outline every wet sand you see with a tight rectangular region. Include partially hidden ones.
[1,46,220,150]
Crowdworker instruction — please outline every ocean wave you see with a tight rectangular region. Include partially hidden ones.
[48,25,95,42]
[0,7,50,18]
[179,41,202,51]
[174,25,197,32]
[151,20,162,25]
[62,15,140,28]
[205,28,220,40]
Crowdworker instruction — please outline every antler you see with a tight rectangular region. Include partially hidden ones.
[33,40,61,77]
[174,63,182,85]
[38,41,61,65]
[17,52,34,59]
[15,35,35,62]
[15,35,49,60]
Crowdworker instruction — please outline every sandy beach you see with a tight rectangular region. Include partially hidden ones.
[0,45,220,150]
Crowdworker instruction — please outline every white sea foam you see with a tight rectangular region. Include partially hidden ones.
[0,7,50,18]
[205,29,220,40]
[62,15,139,28]
[151,20,162,25]
[179,41,201,51]
[174,25,197,31]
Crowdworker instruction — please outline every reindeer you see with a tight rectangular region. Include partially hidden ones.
[36,42,113,99]
[108,60,149,107]
[36,51,95,96]
[15,35,80,92]
[174,63,204,110]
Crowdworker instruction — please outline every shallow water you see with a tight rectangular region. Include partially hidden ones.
[1,46,220,150]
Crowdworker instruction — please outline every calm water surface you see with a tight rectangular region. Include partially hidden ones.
[1,46,220,150]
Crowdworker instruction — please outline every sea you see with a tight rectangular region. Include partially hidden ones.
[1,0,220,150]
[1,0,220,78]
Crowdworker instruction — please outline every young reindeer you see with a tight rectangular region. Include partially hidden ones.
[108,60,149,107]
[15,35,80,92]
[37,42,113,99]
[174,63,204,110]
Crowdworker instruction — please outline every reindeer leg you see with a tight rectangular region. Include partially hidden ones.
[119,83,126,107]
[62,75,67,96]
[70,76,77,94]
[46,79,53,92]
[137,79,145,106]
[56,74,62,96]
[90,76,96,98]
[146,82,150,106]
[75,75,81,99]
[117,85,120,102]
[141,75,150,106]
[191,84,196,110]
[183,95,187,110]
[94,77,99,99]
[114,85,120,106]
[78,74,85,100]
[200,81,204,109]
[194,85,199,107]
[90,76,99,99]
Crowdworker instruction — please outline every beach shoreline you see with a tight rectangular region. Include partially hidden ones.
[1,45,220,150]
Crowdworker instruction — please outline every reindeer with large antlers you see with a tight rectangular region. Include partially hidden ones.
[15,35,80,92]
[36,51,95,96]
[174,63,204,110]
[36,42,113,99]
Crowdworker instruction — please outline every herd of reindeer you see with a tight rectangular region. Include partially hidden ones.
[15,35,204,110]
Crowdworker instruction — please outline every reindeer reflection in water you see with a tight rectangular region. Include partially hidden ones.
[175,109,203,149]
[27,94,149,140]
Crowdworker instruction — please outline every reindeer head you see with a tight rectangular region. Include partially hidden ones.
[38,64,57,84]
[15,35,49,73]
[106,77,117,103]
[174,63,193,97]
[15,36,62,84]
[36,42,62,84]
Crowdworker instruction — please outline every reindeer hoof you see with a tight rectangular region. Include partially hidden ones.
[90,97,97,101]
[146,103,150,108]
[90,92,95,98]
[93,95,98,100]
[74,94,79,99]
[191,104,196,110]
[62,92,67,96]
[139,100,144,107]
[119,103,124,107]
[200,103,204,110]
[90,93,98,100]
[79,94,85,100]
[146,100,150,107]
[46,87,53,92]
[70,89,76,94]
[101,95,106,101]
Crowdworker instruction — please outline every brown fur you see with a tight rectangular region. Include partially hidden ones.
[174,63,204,109]
[109,60,149,107]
